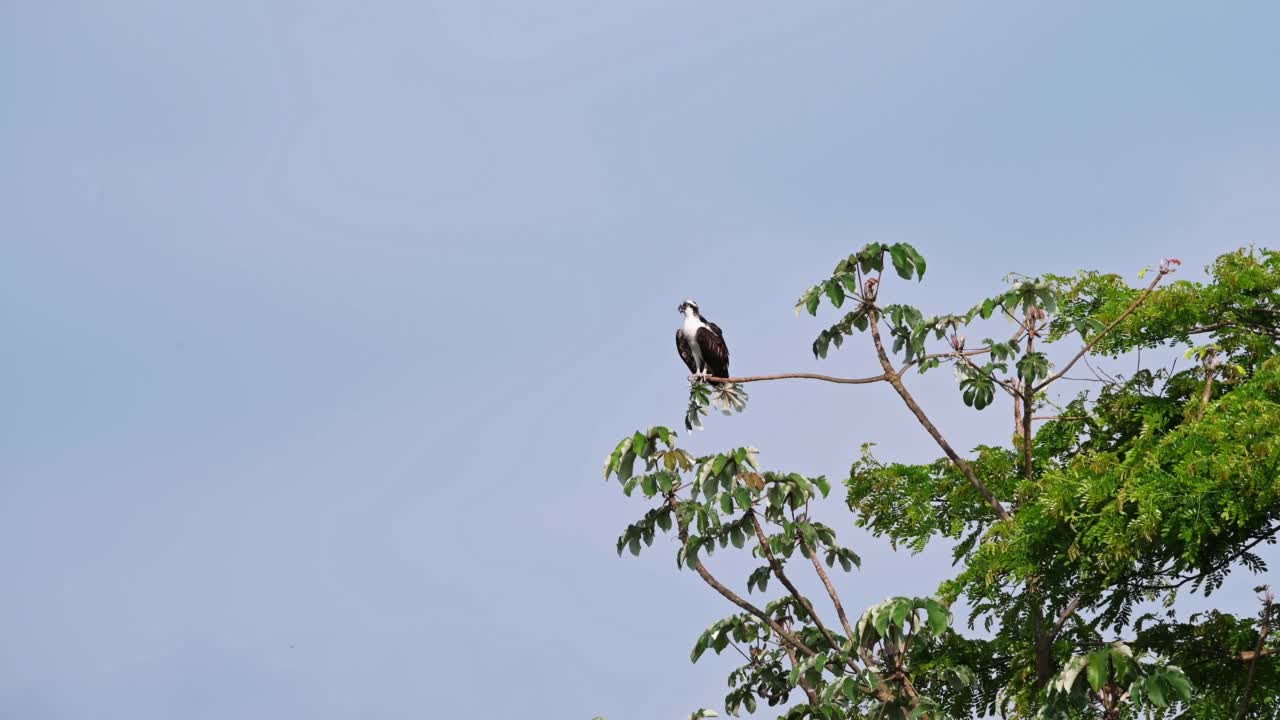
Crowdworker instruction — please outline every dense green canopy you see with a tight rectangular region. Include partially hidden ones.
[602,246,1279,719]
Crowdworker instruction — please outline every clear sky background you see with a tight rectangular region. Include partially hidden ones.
[2,2,1279,719]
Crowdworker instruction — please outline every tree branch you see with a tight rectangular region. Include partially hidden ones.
[705,372,885,385]
[1136,525,1280,592]
[668,496,815,656]
[782,640,821,707]
[867,312,1011,521]
[1036,270,1168,392]
[1049,595,1082,639]
[750,513,841,651]
[798,535,856,640]
[1237,586,1274,720]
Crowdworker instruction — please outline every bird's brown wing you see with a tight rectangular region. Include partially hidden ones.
[676,329,698,374]
[696,325,730,379]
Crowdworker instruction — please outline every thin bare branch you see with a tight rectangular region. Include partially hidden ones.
[1036,270,1169,392]
[704,372,885,385]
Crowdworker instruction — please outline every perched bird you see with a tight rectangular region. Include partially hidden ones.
[676,300,730,383]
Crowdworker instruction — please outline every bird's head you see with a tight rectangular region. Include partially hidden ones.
[678,299,700,317]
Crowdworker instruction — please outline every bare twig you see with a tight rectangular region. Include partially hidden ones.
[1036,270,1168,392]
[705,372,885,385]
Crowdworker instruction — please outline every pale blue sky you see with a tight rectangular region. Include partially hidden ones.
[2,2,1278,718]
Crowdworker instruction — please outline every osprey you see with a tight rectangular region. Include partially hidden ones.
[676,300,730,383]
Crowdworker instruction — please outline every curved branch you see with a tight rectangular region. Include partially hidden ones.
[867,313,1011,521]
[1036,270,1168,392]
[668,496,815,656]
[750,513,840,651]
[705,372,885,385]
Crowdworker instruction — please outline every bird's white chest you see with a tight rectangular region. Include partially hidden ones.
[682,315,707,363]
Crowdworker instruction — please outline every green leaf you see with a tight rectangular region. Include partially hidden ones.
[1086,649,1108,692]
[712,454,729,477]
[1165,670,1192,701]
[891,598,910,630]
[826,281,845,308]
[890,245,913,279]
[628,535,641,556]
[806,290,821,316]
[617,452,636,482]
[768,486,785,508]
[719,492,734,515]
[656,509,672,532]
[873,604,892,636]
[1145,676,1167,706]
[632,431,647,457]
[641,474,658,497]
[691,633,709,662]
[908,246,926,279]
[925,601,949,635]
[813,476,831,498]
[734,486,752,510]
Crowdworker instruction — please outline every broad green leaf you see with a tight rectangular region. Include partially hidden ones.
[891,598,910,630]
[618,452,636,482]
[826,281,845,308]
[1086,649,1108,692]
[641,474,658,497]
[712,454,729,477]
[656,509,672,532]
[925,601,949,635]
[1145,676,1167,706]
[813,476,831,498]
[890,245,913,279]
[908,246,926,279]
